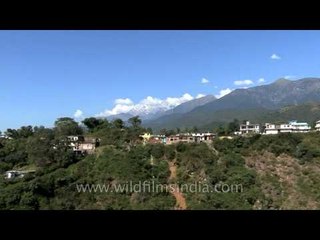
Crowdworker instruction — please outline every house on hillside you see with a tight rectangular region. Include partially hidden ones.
[166,133,195,145]
[139,133,166,145]
[192,132,215,143]
[152,135,167,144]
[239,121,260,135]
[315,120,320,131]
[4,170,36,180]
[4,171,21,179]
[166,132,215,144]
[78,137,100,154]
[264,121,311,134]
[67,135,100,154]
[290,120,311,133]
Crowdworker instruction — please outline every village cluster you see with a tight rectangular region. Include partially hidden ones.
[2,119,320,179]
[140,120,320,145]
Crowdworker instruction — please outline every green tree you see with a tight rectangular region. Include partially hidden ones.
[5,129,19,139]
[82,117,106,132]
[17,126,33,138]
[128,116,142,128]
[160,128,167,136]
[151,144,165,159]
[227,119,239,134]
[113,119,124,129]
[26,134,54,167]
[54,117,83,136]
[166,130,176,137]
[216,125,226,136]
[192,126,198,133]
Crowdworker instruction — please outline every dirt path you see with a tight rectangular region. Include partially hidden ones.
[168,161,177,180]
[168,160,187,210]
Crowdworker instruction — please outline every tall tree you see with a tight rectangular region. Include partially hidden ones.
[128,116,142,128]
[17,126,34,138]
[113,119,124,129]
[54,117,83,137]
[26,134,53,167]
[160,128,167,136]
[5,129,19,139]
[82,117,107,132]
[227,119,240,134]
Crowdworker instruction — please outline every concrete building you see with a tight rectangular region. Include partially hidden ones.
[67,136,100,154]
[166,132,215,145]
[315,120,320,131]
[264,121,311,135]
[192,132,215,143]
[4,170,36,180]
[139,133,166,145]
[290,121,311,133]
[239,121,260,135]
[166,133,195,145]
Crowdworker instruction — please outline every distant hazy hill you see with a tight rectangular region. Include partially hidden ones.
[145,78,320,130]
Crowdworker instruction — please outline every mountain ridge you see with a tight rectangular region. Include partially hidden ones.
[144,78,320,130]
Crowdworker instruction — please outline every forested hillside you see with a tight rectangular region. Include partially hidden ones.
[1,117,320,209]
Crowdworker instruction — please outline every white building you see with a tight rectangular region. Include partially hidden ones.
[166,132,215,145]
[239,121,260,135]
[4,170,36,179]
[290,121,311,133]
[192,132,215,142]
[5,171,20,179]
[264,121,311,135]
[315,120,320,131]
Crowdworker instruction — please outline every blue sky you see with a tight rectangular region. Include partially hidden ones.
[1,30,320,131]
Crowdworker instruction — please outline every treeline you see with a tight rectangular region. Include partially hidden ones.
[0,116,149,173]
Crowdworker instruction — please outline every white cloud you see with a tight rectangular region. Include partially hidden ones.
[215,88,233,98]
[114,98,134,105]
[201,78,210,84]
[258,78,265,83]
[234,80,253,86]
[284,75,296,80]
[96,93,196,117]
[196,94,206,99]
[270,53,281,60]
[140,96,163,106]
[101,104,134,116]
[74,110,84,119]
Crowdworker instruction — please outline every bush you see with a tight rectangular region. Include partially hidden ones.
[151,144,165,159]
[0,162,11,173]
[220,153,245,168]
[176,142,187,152]
[165,145,176,160]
